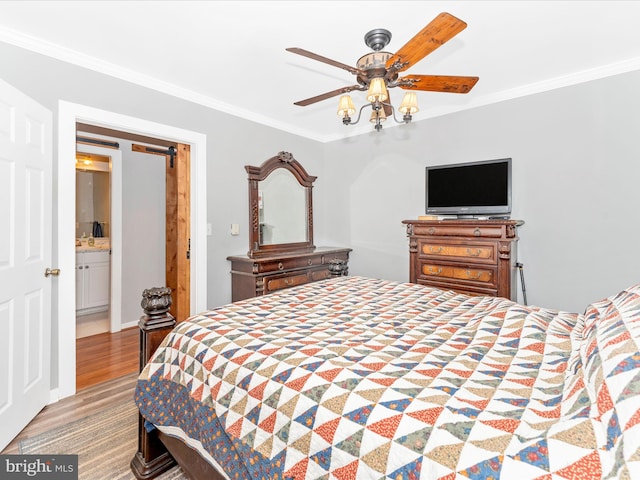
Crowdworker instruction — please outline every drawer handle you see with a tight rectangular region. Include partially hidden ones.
[473,228,482,237]
[466,248,482,257]
[285,278,292,285]
[429,246,443,254]
[466,270,481,279]
[278,262,284,270]
[427,267,442,276]
[428,227,436,235]
[308,259,313,266]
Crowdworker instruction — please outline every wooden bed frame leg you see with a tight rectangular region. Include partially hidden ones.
[130,287,178,480]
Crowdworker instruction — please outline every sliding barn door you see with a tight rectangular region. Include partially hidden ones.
[0,78,52,450]
[165,144,190,322]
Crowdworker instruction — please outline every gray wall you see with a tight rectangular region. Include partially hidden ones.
[1,40,639,337]
[323,70,640,313]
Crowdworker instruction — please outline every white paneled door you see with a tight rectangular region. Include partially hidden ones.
[0,79,52,450]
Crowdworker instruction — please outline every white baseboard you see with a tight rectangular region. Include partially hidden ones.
[48,388,60,405]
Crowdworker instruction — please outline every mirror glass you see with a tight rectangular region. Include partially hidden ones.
[76,170,110,238]
[259,169,307,245]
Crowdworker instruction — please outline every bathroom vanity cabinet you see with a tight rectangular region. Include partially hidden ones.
[76,250,110,313]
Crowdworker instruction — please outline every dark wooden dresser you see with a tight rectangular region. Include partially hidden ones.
[402,219,523,300]
[227,247,351,301]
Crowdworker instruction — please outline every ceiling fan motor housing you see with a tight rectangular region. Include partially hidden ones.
[357,51,394,86]
[364,28,392,51]
[358,29,395,86]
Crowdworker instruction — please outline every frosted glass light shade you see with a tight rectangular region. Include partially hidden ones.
[366,77,388,103]
[337,95,356,117]
[399,92,419,115]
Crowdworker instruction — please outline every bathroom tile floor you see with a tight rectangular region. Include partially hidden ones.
[76,311,109,338]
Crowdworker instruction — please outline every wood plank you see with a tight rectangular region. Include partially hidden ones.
[76,327,139,390]
[175,144,191,323]
[1,371,138,454]
[166,149,178,320]
[165,144,190,323]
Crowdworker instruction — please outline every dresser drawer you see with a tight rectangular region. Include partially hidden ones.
[258,257,304,273]
[265,272,310,293]
[418,240,496,264]
[417,278,498,297]
[311,269,331,282]
[419,262,496,288]
[411,223,509,239]
[256,253,346,273]
[266,267,333,292]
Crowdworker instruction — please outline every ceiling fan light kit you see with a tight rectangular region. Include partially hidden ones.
[287,12,479,132]
[337,95,356,118]
[366,77,388,103]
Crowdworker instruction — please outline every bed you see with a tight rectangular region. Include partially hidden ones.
[131,276,640,479]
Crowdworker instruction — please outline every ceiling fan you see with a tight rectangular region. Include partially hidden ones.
[286,12,479,131]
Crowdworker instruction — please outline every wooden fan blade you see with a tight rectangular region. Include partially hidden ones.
[386,12,468,74]
[382,90,393,117]
[293,85,365,106]
[287,47,366,76]
[398,75,479,93]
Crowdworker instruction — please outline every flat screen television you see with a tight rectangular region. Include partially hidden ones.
[425,158,512,217]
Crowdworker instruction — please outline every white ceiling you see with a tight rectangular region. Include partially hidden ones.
[2,1,640,142]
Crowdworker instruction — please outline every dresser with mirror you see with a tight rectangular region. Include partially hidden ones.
[227,151,351,301]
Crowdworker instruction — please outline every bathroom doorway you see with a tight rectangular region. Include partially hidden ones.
[58,102,207,400]
[75,153,111,337]
[72,127,190,387]
[74,142,123,338]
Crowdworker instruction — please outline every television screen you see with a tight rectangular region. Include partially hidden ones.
[426,158,512,217]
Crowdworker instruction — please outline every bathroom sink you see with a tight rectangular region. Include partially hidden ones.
[76,237,110,252]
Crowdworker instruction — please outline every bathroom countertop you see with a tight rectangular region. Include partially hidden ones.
[76,238,110,253]
[76,245,110,253]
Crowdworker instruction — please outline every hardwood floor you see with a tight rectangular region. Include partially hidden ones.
[76,327,139,390]
[2,328,140,454]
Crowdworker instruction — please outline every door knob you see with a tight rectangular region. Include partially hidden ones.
[44,268,60,277]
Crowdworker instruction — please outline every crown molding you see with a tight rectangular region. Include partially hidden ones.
[0,27,328,142]
[2,26,640,144]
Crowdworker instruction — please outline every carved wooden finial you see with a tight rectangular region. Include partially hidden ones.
[141,287,172,317]
[328,258,349,277]
[277,151,294,163]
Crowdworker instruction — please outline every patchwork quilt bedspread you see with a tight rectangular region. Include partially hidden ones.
[135,276,640,479]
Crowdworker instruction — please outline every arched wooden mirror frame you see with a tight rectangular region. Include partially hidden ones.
[246,151,316,258]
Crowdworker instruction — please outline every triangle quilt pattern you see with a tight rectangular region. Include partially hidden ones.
[136,277,640,479]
